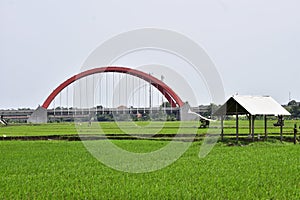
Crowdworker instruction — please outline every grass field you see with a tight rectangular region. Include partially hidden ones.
[0,140,299,199]
[0,119,299,136]
[0,121,299,199]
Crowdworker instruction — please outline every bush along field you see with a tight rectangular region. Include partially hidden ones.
[0,121,299,199]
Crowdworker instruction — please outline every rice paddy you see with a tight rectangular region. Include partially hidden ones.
[0,121,299,199]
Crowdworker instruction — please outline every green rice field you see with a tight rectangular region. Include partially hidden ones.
[0,121,299,199]
[0,119,299,136]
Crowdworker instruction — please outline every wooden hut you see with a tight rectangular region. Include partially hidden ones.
[213,95,291,141]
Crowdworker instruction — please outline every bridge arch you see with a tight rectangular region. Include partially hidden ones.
[42,66,184,109]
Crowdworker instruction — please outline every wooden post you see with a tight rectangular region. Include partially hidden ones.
[251,115,255,142]
[249,114,251,137]
[280,115,283,142]
[221,116,224,141]
[236,113,239,142]
[264,115,268,140]
[293,124,297,145]
[236,103,239,142]
[280,125,283,142]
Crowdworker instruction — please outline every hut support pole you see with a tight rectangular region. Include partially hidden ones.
[251,115,255,142]
[264,115,268,140]
[236,113,239,142]
[221,116,224,141]
[280,125,283,142]
[280,122,283,142]
[293,124,297,145]
[236,103,239,142]
[248,114,251,136]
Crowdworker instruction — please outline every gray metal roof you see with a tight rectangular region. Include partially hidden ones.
[214,95,291,116]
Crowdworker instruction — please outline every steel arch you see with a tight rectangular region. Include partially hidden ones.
[42,66,184,109]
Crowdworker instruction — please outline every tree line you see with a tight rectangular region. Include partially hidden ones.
[283,100,300,119]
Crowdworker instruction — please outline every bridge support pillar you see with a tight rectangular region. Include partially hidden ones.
[27,106,48,123]
[180,103,197,121]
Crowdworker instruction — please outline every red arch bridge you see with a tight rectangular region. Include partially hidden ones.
[28,66,202,123]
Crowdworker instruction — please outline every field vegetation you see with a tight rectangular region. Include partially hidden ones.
[0,140,299,199]
[0,119,299,137]
[0,121,299,199]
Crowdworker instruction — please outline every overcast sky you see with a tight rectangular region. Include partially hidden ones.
[1,0,299,109]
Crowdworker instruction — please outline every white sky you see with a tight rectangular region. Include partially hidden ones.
[1,0,299,109]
